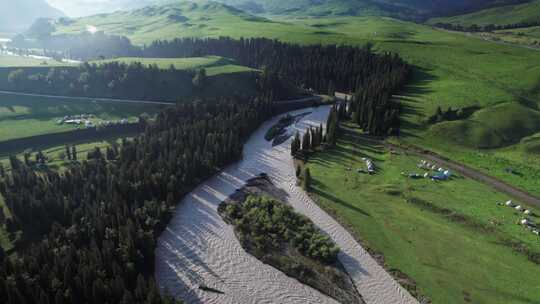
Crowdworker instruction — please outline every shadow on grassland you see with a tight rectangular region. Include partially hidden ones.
[310,179,371,217]
[398,67,438,139]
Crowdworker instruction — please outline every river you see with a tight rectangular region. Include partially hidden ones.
[155,105,418,304]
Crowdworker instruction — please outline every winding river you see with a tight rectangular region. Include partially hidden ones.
[155,105,418,304]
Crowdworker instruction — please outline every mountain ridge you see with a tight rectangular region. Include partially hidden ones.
[429,0,540,26]
[161,0,535,20]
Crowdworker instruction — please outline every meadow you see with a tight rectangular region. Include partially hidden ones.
[0,53,72,67]
[429,0,540,26]
[91,55,255,76]
[53,8,540,198]
[0,92,165,145]
[306,125,540,304]
[463,27,540,49]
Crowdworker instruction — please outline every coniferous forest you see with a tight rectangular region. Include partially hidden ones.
[0,93,274,304]
[3,62,229,101]
[143,37,411,135]
[4,36,411,134]
[0,35,412,304]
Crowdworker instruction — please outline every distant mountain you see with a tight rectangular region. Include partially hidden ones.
[212,0,532,20]
[46,0,168,17]
[0,0,64,33]
[45,0,533,20]
[50,1,274,45]
[428,0,540,26]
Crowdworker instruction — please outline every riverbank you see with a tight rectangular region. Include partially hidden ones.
[155,105,417,304]
[303,125,540,304]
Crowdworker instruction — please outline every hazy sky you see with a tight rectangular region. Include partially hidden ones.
[46,0,151,17]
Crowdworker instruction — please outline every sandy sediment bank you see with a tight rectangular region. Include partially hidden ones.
[155,106,418,304]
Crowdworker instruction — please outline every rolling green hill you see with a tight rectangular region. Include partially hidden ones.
[429,0,540,26]
[209,0,531,20]
[53,1,276,45]
[91,55,255,76]
[49,0,540,197]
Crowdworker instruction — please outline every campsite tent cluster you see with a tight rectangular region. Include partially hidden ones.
[502,200,539,236]
[363,157,375,174]
[346,157,376,175]
[402,160,452,181]
[57,114,130,129]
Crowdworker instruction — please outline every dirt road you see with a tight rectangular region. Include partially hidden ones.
[370,135,540,208]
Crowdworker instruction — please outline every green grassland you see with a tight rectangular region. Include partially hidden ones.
[91,55,255,76]
[429,0,540,26]
[0,92,164,144]
[0,54,71,67]
[52,7,540,194]
[463,27,540,49]
[0,54,258,146]
[306,126,540,304]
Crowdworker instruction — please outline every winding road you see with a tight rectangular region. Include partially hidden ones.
[155,106,418,304]
[389,142,540,208]
[347,130,540,208]
[0,90,176,105]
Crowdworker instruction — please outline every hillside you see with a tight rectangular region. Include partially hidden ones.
[53,1,274,45]
[52,2,540,192]
[0,0,64,32]
[215,0,528,19]
[429,0,540,26]
[47,0,531,22]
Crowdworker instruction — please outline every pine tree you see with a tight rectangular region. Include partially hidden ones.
[302,129,311,152]
[65,145,71,160]
[301,167,312,191]
[72,145,77,161]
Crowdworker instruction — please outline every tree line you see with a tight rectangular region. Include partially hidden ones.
[433,21,540,33]
[11,23,140,61]
[6,36,411,134]
[143,37,411,135]
[4,62,216,102]
[291,104,342,159]
[0,93,275,304]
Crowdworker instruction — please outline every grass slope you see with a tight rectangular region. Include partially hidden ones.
[52,3,540,197]
[306,126,540,304]
[0,54,72,67]
[0,92,164,144]
[91,55,255,76]
[429,0,540,26]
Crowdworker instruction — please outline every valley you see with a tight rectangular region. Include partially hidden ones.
[46,6,540,195]
[0,1,539,304]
